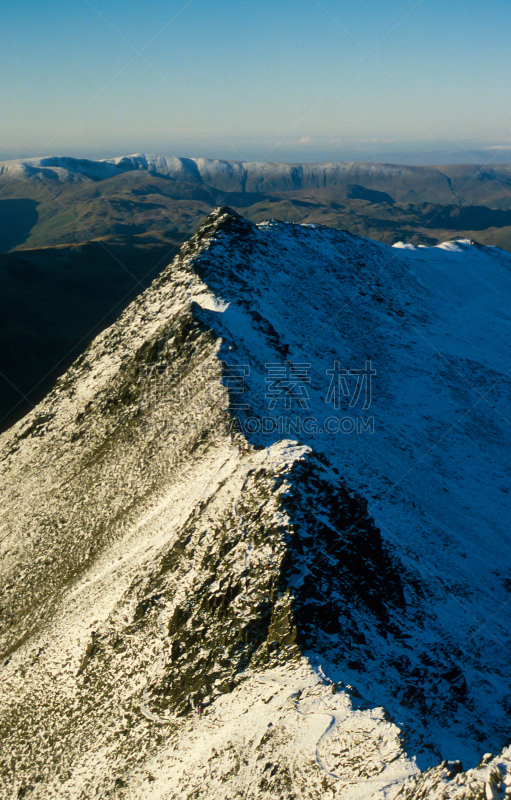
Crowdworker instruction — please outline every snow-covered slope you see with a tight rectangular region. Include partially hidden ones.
[0,155,122,183]
[0,209,510,799]
[0,153,448,190]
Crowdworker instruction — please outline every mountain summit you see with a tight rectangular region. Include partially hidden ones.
[1,208,510,798]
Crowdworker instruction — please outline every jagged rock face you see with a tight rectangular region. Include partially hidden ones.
[0,208,510,799]
[174,209,511,760]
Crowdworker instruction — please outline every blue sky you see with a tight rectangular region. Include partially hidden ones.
[1,0,510,164]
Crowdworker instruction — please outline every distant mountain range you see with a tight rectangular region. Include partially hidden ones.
[3,153,511,203]
[2,154,511,252]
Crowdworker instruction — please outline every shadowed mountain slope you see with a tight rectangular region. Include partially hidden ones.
[0,231,187,432]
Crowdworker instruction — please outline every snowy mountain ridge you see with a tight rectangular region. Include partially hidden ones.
[2,152,511,202]
[0,208,510,799]
[0,152,456,187]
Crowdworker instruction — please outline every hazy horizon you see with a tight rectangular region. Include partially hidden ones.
[4,143,511,169]
[2,1,511,170]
